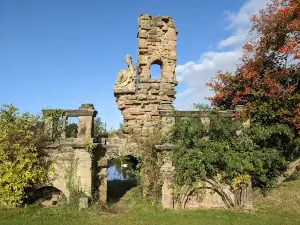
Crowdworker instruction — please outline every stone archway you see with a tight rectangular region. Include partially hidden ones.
[29,186,66,207]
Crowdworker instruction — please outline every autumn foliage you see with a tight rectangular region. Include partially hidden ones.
[207,0,300,131]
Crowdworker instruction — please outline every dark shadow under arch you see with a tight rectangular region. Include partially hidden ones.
[25,186,66,205]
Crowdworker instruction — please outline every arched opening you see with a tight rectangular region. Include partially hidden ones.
[25,186,66,207]
[150,60,163,79]
[107,155,139,204]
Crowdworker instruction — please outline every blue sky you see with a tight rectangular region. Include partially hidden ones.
[0,0,268,129]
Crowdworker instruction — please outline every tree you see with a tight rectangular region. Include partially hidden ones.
[207,0,300,130]
[94,117,107,136]
[0,104,49,208]
[66,123,78,138]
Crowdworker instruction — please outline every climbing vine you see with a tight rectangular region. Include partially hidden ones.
[42,109,65,139]
[42,109,64,119]
[64,156,86,206]
[84,136,94,154]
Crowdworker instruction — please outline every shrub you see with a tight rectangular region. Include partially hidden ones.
[170,110,300,194]
[0,104,49,208]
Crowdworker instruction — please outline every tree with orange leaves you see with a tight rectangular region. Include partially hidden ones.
[207,0,300,131]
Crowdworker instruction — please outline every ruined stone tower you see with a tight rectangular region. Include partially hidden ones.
[114,14,178,135]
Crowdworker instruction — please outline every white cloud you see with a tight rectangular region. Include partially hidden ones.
[218,28,248,48]
[175,0,269,110]
[226,0,268,29]
[175,51,241,109]
[219,0,268,49]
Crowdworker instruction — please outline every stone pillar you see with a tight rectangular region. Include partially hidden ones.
[240,183,253,210]
[77,104,96,139]
[61,116,68,138]
[44,116,53,139]
[159,148,175,209]
[78,116,93,138]
[98,157,108,204]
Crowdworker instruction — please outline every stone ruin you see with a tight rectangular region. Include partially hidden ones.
[41,104,107,207]
[113,14,252,210]
[39,14,252,210]
[114,14,178,136]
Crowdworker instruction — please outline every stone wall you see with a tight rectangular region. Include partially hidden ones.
[45,139,95,199]
[158,107,253,210]
[114,14,178,136]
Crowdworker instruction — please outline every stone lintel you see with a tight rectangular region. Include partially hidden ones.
[159,110,235,118]
[159,110,175,117]
[155,144,174,151]
[63,110,97,117]
[138,78,178,84]
[45,138,99,149]
[59,142,99,148]
[114,88,136,95]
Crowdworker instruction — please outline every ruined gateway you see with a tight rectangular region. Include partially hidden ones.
[42,14,252,210]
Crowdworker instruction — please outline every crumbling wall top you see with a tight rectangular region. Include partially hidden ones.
[137,14,178,82]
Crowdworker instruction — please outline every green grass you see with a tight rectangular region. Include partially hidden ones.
[1,178,300,225]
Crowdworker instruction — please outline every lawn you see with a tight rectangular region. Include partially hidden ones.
[1,178,300,225]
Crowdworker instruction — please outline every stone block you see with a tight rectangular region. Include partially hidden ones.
[77,116,93,138]
[139,20,152,30]
[138,94,147,100]
[79,197,89,210]
[167,90,176,96]
[150,83,160,89]
[139,14,151,20]
[138,83,150,90]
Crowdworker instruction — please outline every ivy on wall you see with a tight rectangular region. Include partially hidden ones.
[42,109,64,119]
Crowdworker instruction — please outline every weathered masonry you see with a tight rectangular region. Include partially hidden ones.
[157,108,252,210]
[114,14,178,135]
[41,14,252,210]
[42,104,107,205]
[114,14,253,210]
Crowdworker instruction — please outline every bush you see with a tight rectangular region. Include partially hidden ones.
[170,110,300,193]
[0,104,49,208]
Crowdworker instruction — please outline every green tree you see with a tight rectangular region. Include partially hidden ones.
[66,122,78,138]
[94,117,107,136]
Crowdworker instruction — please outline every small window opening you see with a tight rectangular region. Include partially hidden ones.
[150,62,162,79]
[66,117,78,138]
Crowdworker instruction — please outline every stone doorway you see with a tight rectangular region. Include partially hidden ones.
[107,155,139,204]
